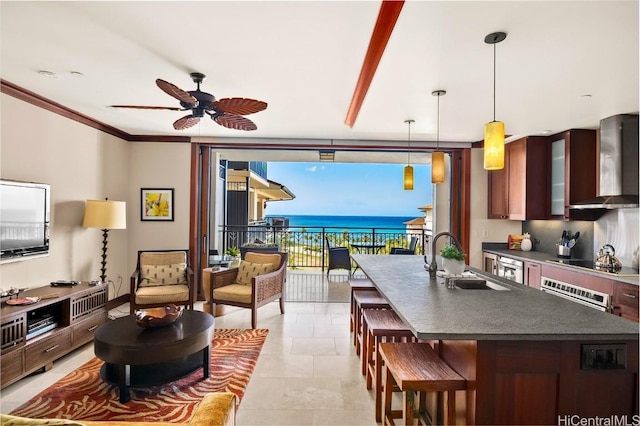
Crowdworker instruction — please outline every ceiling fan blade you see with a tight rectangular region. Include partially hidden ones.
[213,113,258,131]
[156,79,198,107]
[173,114,201,130]
[109,105,182,111]
[213,98,267,115]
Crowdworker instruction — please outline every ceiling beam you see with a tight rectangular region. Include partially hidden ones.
[344,0,404,128]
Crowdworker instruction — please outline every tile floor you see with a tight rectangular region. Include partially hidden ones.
[0,270,380,425]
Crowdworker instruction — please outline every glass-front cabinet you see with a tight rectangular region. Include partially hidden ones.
[550,138,565,216]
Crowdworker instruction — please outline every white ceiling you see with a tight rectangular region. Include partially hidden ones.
[1,1,638,163]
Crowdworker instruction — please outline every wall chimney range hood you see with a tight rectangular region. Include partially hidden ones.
[570,114,639,210]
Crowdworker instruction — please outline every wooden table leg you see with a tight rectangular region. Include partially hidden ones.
[202,345,210,379]
[118,364,131,403]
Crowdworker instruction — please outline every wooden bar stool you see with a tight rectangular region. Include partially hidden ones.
[352,290,390,355]
[349,278,376,332]
[362,309,416,422]
[379,342,466,426]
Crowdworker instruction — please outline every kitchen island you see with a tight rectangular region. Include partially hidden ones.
[352,254,639,425]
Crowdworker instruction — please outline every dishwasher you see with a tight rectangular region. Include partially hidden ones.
[497,256,524,284]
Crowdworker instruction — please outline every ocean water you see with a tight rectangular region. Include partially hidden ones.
[267,214,415,233]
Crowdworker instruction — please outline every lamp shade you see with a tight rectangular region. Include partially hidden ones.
[403,165,414,190]
[431,151,445,184]
[83,200,127,229]
[484,120,505,170]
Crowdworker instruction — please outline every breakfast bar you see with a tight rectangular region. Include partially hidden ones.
[352,254,639,425]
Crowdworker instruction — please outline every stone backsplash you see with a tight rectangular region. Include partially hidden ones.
[524,209,639,267]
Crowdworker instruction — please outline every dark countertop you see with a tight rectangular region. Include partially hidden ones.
[352,254,639,341]
[482,245,640,286]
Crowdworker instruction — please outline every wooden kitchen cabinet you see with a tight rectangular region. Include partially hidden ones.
[541,264,614,295]
[549,129,598,220]
[524,261,542,289]
[488,136,549,220]
[612,282,639,322]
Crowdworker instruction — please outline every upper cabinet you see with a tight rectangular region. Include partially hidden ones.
[549,129,597,220]
[488,136,549,220]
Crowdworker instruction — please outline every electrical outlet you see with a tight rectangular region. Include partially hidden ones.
[482,230,489,238]
[581,344,626,370]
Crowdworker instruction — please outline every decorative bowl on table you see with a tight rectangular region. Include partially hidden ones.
[135,304,183,328]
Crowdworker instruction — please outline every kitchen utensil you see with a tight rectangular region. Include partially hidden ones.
[557,244,571,258]
[568,239,577,248]
[595,244,622,272]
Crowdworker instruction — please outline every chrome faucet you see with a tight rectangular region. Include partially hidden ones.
[425,232,464,279]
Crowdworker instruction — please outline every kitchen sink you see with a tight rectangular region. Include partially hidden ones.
[454,278,510,291]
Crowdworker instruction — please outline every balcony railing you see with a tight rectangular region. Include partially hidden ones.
[218,224,432,270]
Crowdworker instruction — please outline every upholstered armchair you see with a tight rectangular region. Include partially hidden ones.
[390,235,419,255]
[325,236,352,275]
[130,249,195,314]
[207,251,287,328]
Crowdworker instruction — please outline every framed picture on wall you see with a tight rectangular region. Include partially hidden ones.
[141,188,174,221]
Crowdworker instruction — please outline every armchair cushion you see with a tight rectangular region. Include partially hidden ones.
[139,263,187,287]
[234,261,275,286]
[134,284,190,306]
[213,284,252,304]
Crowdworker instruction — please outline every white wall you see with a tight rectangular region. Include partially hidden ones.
[468,148,520,269]
[127,142,192,265]
[0,94,129,296]
[0,94,193,299]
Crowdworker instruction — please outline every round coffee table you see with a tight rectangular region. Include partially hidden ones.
[94,310,214,403]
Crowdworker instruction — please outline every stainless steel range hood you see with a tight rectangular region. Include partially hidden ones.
[570,114,639,210]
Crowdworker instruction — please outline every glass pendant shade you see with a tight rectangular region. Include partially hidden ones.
[403,165,414,190]
[484,120,505,170]
[431,151,445,183]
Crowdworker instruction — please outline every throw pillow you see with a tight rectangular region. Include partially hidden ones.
[140,263,187,287]
[234,261,275,286]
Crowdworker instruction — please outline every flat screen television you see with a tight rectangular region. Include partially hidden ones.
[0,179,51,262]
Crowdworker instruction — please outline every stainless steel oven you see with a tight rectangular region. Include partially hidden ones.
[497,256,524,284]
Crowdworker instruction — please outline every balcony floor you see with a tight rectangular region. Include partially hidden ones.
[285,269,367,303]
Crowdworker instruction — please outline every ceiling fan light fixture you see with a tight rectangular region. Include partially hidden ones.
[483,31,507,171]
[403,119,415,191]
[431,89,446,184]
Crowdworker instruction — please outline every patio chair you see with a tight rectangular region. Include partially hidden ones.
[390,235,418,255]
[209,251,287,328]
[326,236,352,276]
[130,249,195,314]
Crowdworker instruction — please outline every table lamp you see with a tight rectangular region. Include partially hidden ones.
[83,199,126,283]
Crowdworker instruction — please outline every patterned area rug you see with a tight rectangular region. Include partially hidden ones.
[9,328,268,423]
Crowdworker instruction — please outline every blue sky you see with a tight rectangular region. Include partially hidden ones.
[265,162,433,216]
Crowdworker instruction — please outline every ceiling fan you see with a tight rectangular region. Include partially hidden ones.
[110,72,267,131]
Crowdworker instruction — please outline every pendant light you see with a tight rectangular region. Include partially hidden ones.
[484,31,507,170]
[403,119,415,190]
[431,90,446,184]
